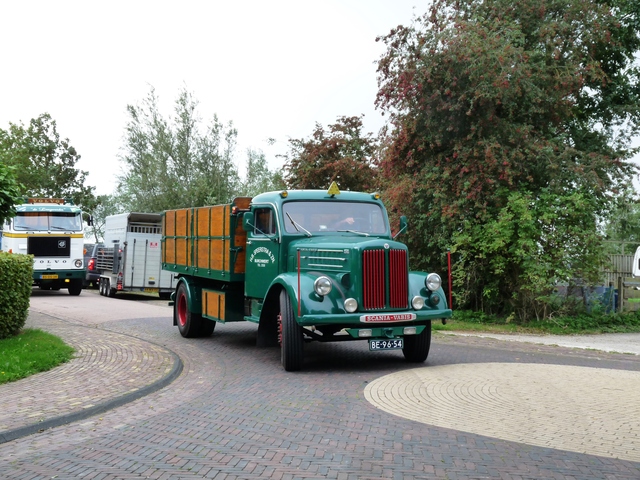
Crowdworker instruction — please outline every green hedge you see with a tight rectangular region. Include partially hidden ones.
[0,252,33,339]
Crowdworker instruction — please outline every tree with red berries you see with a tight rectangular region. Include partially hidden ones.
[376,0,640,318]
[283,115,378,192]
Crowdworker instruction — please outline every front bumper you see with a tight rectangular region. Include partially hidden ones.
[297,308,452,327]
[33,269,86,282]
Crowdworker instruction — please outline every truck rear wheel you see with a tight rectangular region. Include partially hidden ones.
[176,282,202,338]
[278,290,304,372]
[402,322,432,363]
[199,320,216,337]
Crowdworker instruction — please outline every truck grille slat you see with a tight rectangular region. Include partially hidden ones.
[362,249,408,310]
[389,249,408,308]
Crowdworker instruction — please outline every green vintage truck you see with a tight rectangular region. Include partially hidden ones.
[162,184,452,371]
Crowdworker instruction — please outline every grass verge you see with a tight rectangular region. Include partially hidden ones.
[0,329,75,385]
[433,310,640,335]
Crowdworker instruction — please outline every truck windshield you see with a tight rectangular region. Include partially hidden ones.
[282,201,388,234]
[13,212,83,232]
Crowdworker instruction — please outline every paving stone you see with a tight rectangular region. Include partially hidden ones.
[0,292,639,479]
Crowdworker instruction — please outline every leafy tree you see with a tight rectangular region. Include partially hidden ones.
[85,194,123,242]
[0,163,21,225]
[375,0,640,318]
[283,115,378,192]
[239,148,285,197]
[601,188,640,255]
[116,86,240,212]
[0,113,95,208]
[0,163,22,225]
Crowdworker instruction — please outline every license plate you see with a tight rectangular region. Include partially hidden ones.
[144,288,158,293]
[369,339,403,351]
[41,274,58,279]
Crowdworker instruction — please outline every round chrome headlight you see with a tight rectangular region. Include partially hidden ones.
[425,273,442,292]
[75,259,83,268]
[412,296,425,310]
[314,276,332,296]
[344,297,358,313]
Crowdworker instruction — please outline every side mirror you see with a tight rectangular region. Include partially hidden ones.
[242,212,254,232]
[394,216,408,239]
[87,215,94,227]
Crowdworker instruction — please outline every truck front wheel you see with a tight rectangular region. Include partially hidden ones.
[68,279,82,296]
[278,290,304,371]
[402,322,432,363]
[176,283,203,338]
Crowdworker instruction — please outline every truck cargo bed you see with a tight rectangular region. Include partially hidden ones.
[162,197,251,283]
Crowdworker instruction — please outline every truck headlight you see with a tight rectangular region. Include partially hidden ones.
[425,273,441,292]
[314,276,332,296]
[412,296,425,310]
[344,297,358,313]
[74,259,83,268]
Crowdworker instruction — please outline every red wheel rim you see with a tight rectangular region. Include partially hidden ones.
[178,293,187,327]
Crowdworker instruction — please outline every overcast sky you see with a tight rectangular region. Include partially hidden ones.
[2,1,638,197]
[0,0,424,195]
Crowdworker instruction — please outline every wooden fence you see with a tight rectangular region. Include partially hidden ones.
[576,253,639,312]
[599,253,640,312]
[617,277,640,313]
[602,254,634,287]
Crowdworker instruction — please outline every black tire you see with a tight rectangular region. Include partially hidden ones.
[175,282,202,338]
[107,279,117,298]
[402,322,432,363]
[279,290,304,371]
[199,319,216,337]
[68,279,82,296]
[99,278,105,296]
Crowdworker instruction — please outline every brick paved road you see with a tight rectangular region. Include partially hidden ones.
[1,290,639,479]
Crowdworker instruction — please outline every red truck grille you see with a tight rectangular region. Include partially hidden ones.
[362,249,408,310]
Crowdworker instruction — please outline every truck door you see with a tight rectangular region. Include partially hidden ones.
[245,206,280,299]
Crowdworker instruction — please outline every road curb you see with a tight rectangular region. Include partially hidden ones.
[0,343,183,445]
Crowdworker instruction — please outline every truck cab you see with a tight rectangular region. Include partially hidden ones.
[243,186,451,369]
[0,198,87,295]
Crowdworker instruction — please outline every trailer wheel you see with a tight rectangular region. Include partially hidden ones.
[98,278,105,296]
[68,279,82,296]
[176,282,202,338]
[107,279,117,298]
[402,322,432,363]
[278,290,304,371]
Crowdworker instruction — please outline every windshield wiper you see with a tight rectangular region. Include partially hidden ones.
[50,225,70,230]
[337,229,370,237]
[286,212,312,237]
